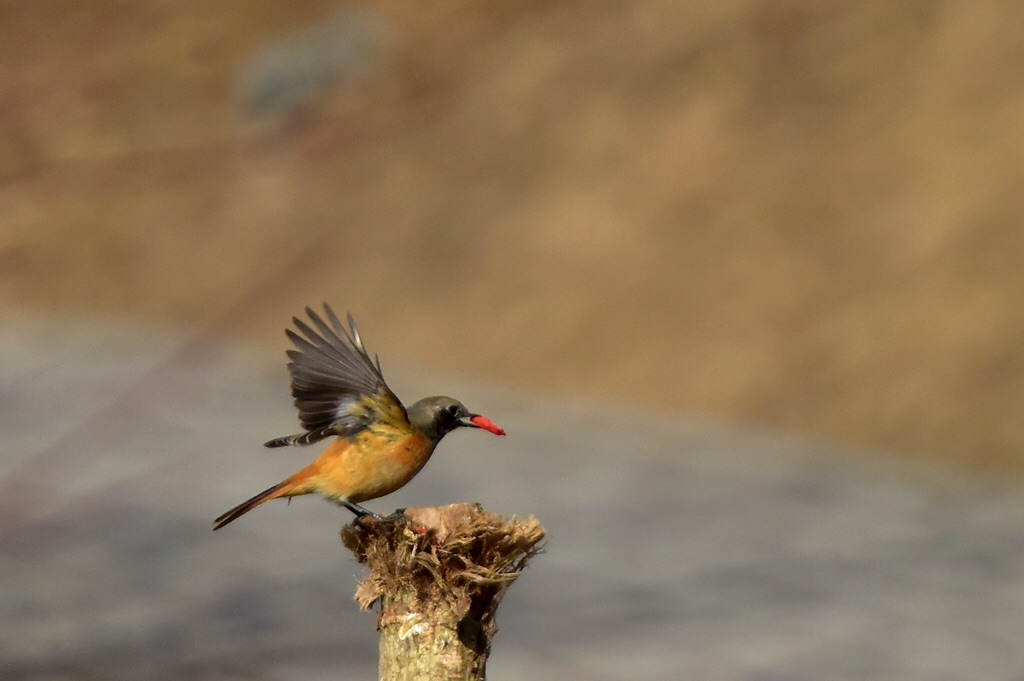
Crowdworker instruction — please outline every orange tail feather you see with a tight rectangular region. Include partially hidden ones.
[212,468,315,530]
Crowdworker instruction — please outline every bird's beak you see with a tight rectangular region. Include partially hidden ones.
[462,414,506,436]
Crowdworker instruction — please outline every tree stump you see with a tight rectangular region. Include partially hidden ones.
[341,503,545,681]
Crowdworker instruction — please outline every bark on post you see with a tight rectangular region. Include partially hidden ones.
[341,503,545,681]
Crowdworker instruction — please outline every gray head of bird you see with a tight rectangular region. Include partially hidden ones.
[407,395,506,442]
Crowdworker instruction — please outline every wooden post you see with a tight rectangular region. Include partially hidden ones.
[341,503,545,681]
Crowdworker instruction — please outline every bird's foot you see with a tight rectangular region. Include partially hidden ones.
[358,508,409,524]
[342,501,413,529]
[353,513,385,529]
[385,507,409,522]
[388,508,431,535]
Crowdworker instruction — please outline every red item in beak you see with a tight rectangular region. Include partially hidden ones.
[470,415,506,436]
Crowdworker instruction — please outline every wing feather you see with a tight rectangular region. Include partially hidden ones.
[265,304,410,448]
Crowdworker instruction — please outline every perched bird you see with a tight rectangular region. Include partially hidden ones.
[213,304,504,530]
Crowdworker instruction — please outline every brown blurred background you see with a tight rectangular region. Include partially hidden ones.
[2,0,1023,473]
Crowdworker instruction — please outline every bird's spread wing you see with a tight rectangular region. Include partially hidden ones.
[265,304,410,447]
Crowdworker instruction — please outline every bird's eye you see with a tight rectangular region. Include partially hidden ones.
[446,404,460,417]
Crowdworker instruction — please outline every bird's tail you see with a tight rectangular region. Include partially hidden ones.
[212,467,315,530]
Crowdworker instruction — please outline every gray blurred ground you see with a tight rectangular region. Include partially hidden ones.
[3,318,1024,681]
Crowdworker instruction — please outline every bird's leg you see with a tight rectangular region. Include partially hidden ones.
[341,500,384,522]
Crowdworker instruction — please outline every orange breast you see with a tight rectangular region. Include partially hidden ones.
[312,430,436,503]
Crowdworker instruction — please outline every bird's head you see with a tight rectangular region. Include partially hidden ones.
[408,396,506,442]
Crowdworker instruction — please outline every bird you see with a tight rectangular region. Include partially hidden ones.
[212,304,505,530]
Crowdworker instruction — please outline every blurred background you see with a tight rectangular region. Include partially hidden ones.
[4,1,1024,679]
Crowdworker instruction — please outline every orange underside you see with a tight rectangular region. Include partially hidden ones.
[280,429,436,503]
